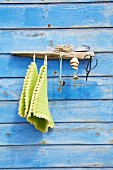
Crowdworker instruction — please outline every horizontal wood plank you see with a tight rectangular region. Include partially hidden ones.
[0,77,112,100]
[1,0,113,3]
[0,53,112,77]
[0,4,113,28]
[0,100,113,123]
[1,123,113,145]
[0,145,113,168]
[0,29,113,53]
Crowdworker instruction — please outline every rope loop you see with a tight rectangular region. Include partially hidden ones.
[44,54,47,66]
[59,53,63,81]
[33,54,36,63]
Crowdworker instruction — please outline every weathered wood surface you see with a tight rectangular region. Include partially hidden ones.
[0,53,112,77]
[7,169,113,170]
[0,77,112,100]
[11,51,94,60]
[0,145,113,168]
[6,169,113,170]
[1,123,113,145]
[0,4,113,28]
[0,29,113,52]
[0,100,113,123]
[0,1,112,169]
[1,0,113,3]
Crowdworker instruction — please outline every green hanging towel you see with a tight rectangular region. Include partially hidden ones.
[18,62,38,118]
[27,64,54,133]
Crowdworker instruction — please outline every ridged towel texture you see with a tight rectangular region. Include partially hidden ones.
[18,62,54,133]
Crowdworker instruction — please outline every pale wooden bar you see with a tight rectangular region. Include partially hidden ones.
[11,51,94,60]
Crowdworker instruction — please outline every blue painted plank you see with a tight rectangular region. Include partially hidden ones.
[1,0,113,3]
[0,4,112,28]
[0,145,113,168]
[0,29,113,53]
[0,100,113,123]
[0,53,112,77]
[1,123,113,145]
[0,77,112,100]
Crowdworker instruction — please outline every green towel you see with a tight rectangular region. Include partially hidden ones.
[18,62,38,118]
[18,61,54,133]
[27,64,54,133]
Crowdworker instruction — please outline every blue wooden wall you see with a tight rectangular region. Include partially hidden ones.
[0,0,113,169]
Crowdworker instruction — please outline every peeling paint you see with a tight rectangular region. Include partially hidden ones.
[96,132,100,136]
[5,133,11,136]
[2,91,9,97]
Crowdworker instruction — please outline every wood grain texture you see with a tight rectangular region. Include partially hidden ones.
[0,77,112,100]
[0,4,113,28]
[1,123,113,145]
[0,1,112,169]
[11,51,94,60]
[0,100,113,123]
[1,0,113,3]
[0,145,113,168]
[0,29,113,53]
[0,53,112,77]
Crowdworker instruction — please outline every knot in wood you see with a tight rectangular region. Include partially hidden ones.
[54,44,73,53]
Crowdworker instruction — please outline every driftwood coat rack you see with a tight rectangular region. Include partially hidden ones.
[11,51,94,60]
[11,45,96,84]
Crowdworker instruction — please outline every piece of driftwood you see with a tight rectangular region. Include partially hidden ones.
[11,51,94,60]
